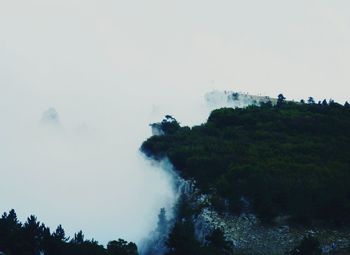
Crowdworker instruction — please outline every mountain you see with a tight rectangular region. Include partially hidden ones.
[141,96,350,254]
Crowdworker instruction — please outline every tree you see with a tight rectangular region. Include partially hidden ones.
[261,100,273,108]
[322,99,328,106]
[0,210,139,255]
[141,99,350,223]
[166,221,201,255]
[205,228,231,254]
[71,230,84,244]
[23,215,43,255]
[53,225,69,242]
[41,225,54,255]
[0,209,22,254]
[307,97,315,104]
[157,208,168,235]
[277,94,286,108]
[107,239,138,255]
[344,101,350,108]
[150,116,181,136]
[287,236,321,255]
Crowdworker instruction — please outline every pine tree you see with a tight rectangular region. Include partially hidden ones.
[276,94,286,108]
[307,97,315,104]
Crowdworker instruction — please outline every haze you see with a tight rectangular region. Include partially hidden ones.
[0,0,349,246]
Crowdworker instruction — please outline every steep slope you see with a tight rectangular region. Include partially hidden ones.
[141,99,350,254]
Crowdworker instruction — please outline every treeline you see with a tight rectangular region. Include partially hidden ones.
[141,95,350,224]
[0,209,138,255]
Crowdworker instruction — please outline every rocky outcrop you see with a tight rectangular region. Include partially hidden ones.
[194,205,350,255]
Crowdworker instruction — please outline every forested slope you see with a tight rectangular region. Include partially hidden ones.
[142,98,350,224]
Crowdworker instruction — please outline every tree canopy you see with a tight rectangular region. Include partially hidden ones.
[0,210,138,255]
[142,98,350,224]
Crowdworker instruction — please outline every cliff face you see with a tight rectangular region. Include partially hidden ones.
[181,188,350,255]
[194,206,350,254]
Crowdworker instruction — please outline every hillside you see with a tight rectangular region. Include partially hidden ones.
[142,98,350,224]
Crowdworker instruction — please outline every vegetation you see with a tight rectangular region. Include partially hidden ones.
[3,95,349,255]
[0,209,138,255]
[141,97,350,224]
[165,221,233,255]
[286,236,321,255]
[165,195,233,255]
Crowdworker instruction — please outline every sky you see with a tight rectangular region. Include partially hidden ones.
[0,0,349,246]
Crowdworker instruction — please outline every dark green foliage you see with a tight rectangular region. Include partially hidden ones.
[165,222,233,255]
[277,94,286,108]
[287,236,321,255]
[53,225,69,242]
[0,210,23,254]
[71,231,84,244]
[141,99,350,224]
[166,226,232,255]
[164,194,234,255]
[308,97,315,104]
[22,215,44,255]
[107,239,138,255]
[150,115,181,135]
[0,210,138,255]
[205,228,232,254]
[165,220,202,255]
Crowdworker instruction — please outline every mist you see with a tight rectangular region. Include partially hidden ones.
[0,0,349,249]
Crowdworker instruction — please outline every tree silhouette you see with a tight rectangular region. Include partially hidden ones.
[0,209,22,254]
[0,209,139,255]
[205,228,231,254]
[276,94,286,108]
[287,236,321,255]
[166,221,201,255]
[307,97,315,104]
[107,239,138,255]
[157,208,168,235]
[71,230,84,244]
[53,225,69,242]
[23,215,43,255]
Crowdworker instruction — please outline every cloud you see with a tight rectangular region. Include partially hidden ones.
[0,0,349,248]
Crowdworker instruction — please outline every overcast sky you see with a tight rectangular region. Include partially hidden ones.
[0,0,349,246]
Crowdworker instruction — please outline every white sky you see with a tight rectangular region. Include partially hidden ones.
[0,0,349,246]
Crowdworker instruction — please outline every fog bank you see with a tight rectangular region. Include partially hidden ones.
[1,0,349,247]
